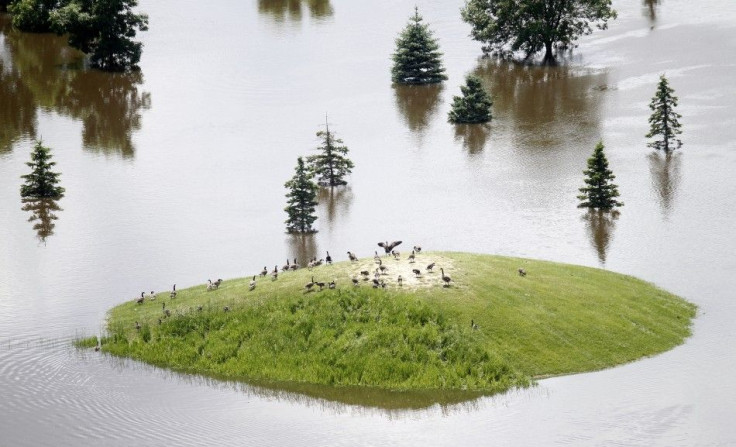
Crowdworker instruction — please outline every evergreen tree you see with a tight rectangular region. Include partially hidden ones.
[284,157,318,233]
[646,75,682,152]
[306,119,354,187]
[448,75,493,124]
[20,141,65,199]
[577,141,623,210]
[391,7,447,85]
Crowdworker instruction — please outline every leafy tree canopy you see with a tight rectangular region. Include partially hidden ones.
[461,0,616,64]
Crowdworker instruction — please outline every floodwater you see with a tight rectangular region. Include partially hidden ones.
[1,0,736,444]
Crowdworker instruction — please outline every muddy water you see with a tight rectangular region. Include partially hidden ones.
[1,0,736,444]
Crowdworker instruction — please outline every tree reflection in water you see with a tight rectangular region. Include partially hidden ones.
[258,0,333,23]
[317,186,353,229]
[21,198,62,243]
[643,0,661,23]
[454,124,490,155]
[582,210,619,265]
[286,233,319,267]
[393,84,443,134]
[648,151,681,218]
[0,15,150,157]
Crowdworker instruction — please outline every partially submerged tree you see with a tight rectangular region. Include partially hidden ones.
[391,7,447,84]
[50,0,149,71]
[461,0,617,65]
[284,157,318,233]
[20,140,65,199]
[8,0,59,32]
[448,75,493,124]
[646,75,682,152]
[578,141,623,210]
[306,119,354,187]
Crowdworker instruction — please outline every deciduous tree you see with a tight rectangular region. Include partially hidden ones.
[461,0,616,65]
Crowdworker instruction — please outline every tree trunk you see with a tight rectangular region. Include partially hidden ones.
[542,41,556,65]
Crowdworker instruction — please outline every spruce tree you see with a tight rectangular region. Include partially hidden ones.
[284,157,318,233]
[577,141,623,210]
[646,75,682,152]
[20,141,65,199]
[306,119,354,187]
[391,7,447,85]
[448,75,493,124]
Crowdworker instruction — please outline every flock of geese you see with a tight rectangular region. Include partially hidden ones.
[131,241,530,331]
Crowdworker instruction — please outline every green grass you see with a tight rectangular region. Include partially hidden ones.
[82,252,695,394]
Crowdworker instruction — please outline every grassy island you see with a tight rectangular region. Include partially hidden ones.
[82,252,695,395]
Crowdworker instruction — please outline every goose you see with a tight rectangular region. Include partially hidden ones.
[378,240,402,254]
[305,276,316,291]
[391,250,400,260]
[408,250,415,263]
[426,262,435,272]
[316,281,326,291]
[352,277,359,286]
[380,280,387,289]
[307,259,315,270]
[136,292,145,304]
[518,268,527,277]
[260,266,268,277]
[397,275,403,286]
[374,270,381,280]
[291,258,300,270]
[157,318,162,326]
[162,302,166,310]
[326,251,332,264]
[413,245,422,253]
[249,276,256,291]
[314,258,324,267]
[412,268,421,277]
[360,270,370,278]
[164,309,171,317]
[282,259,290,272]
[271,269,278,281]
[197,305,203,312]
[328,280,336,289]
[135,321,141,331]
[379,264,388,274]
[372,279,380,288]
[374,251,381,264]
[94,341,101,352]
[347,251,358,262]
[223,306,230,312]
[441,268,452,287]
[170,284,177,298]
[207,279,214,291]
[213,279,223,288]
[149,291,156,301]
[471,319,479,330]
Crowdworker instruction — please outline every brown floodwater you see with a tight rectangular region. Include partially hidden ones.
[1,0,736,444]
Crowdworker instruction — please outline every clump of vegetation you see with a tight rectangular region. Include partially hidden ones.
[461,0,617,64]
[86,253,695,397]
[391,7,447,84]
[306,119,354,187]
[284,157,318,233]
[20,141,65,199]
[646,75,683,152]
[448,75,493,124]
[8,0,57,32]
[578,141,623,210]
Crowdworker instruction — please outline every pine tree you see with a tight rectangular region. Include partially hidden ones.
[306,119,355,187]
[578,141,623,210]
[20,141,65,199]
[391,7,447,85]
[284,157,318,233]
[448,75,493,124]
[646,75,682,152]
